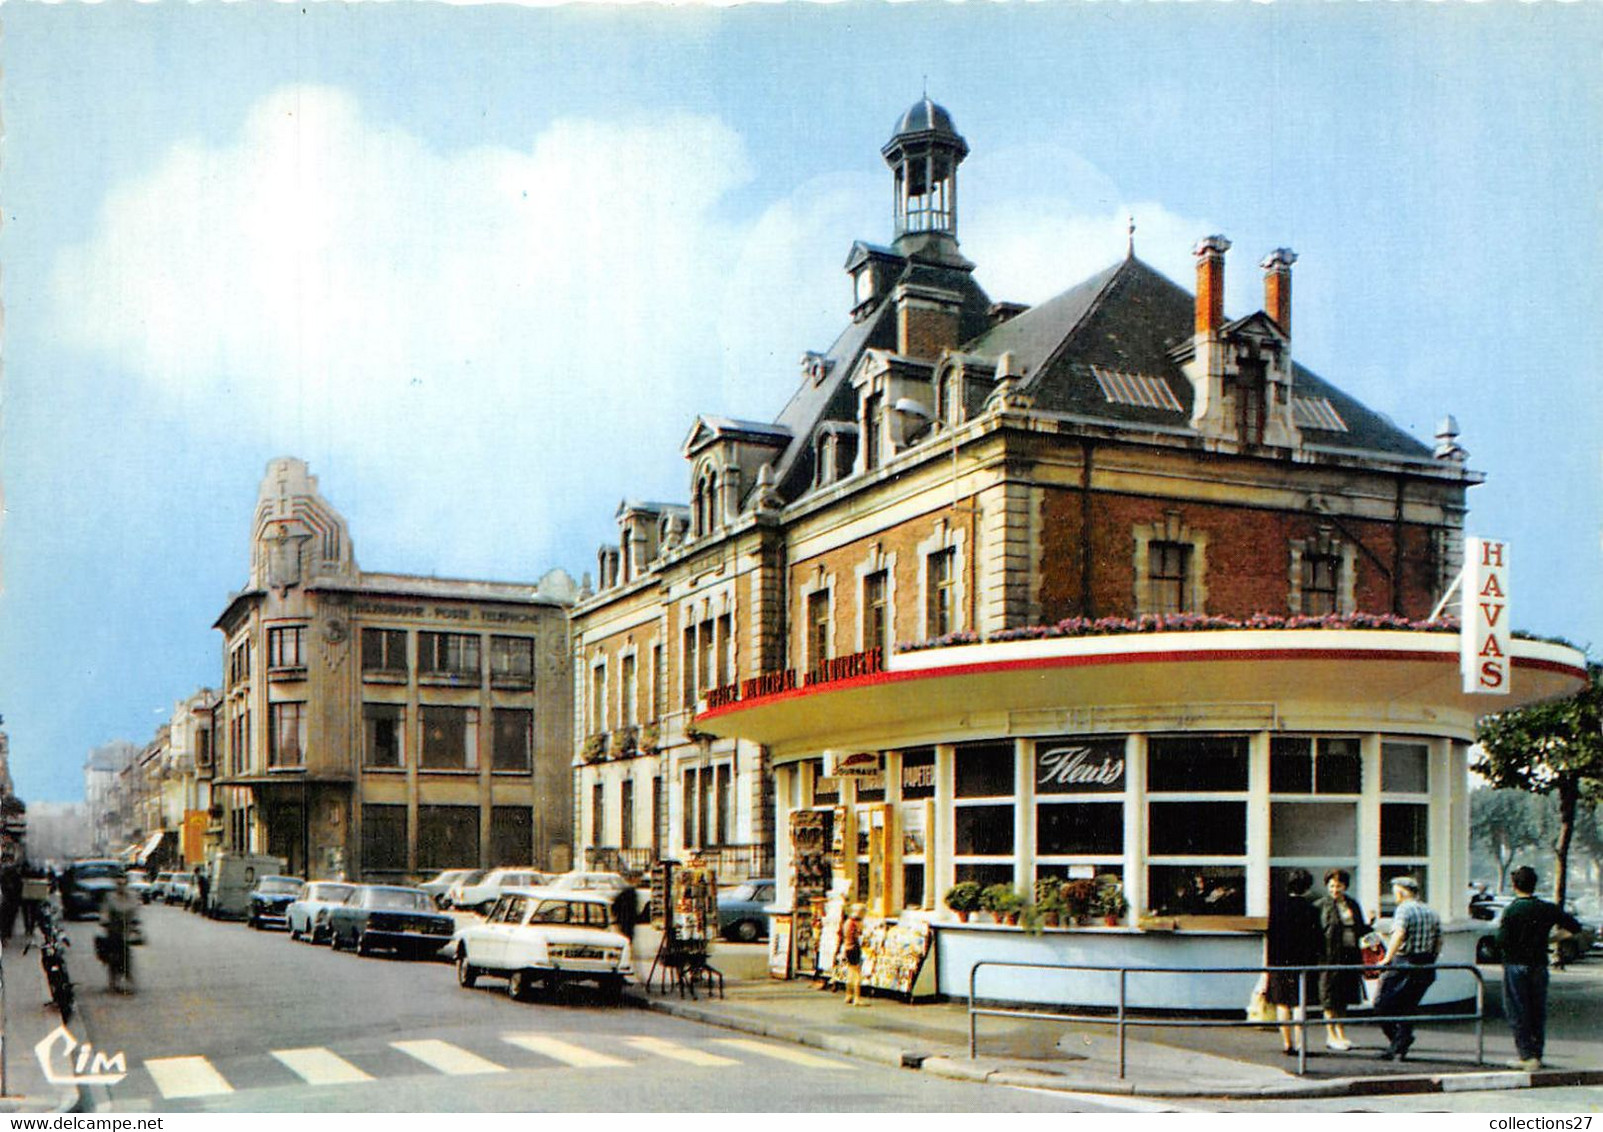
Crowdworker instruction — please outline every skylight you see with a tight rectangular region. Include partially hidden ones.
[1092,366,1182,412]
[1292,395,1349,432]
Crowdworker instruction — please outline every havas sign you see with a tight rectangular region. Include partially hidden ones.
[1035,737,1126,793]
[1462,537,1511,695]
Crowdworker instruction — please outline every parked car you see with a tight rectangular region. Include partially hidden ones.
[717,878,776,942]
[287,881,356,943]
[148,871,175,904]
[127,870,155,903]
[247,875,305,929]
[548,871,632,899]
[455,887,635,1001]
[165,873,193,906]
[61,859,126,920]
[420,869,479,909]
[328,885,455,958]
[448,868,554,914]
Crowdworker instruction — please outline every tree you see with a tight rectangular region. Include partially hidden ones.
[1474,664,1603,905]
[1470,788,1546,893]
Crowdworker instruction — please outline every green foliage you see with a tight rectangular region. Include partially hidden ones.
[980,883,1023,915]
[944,881,982,914]
[1475,664,1603,902]
[1091,875,1128,918]
[1470,788,1550,891]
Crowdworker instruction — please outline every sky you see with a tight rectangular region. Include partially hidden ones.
[2,1,1600,804]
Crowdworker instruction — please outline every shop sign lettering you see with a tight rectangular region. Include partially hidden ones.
[902,763,935,790]
[1035,738,1126,793]
[824,750,882,779]
[1461,537,1511,695]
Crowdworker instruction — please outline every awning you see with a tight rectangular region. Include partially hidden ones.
[134,829,169,866]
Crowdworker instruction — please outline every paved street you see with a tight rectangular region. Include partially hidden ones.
[60,904,1122,1113]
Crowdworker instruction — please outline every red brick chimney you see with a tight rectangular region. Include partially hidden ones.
[1261,247,1297,336]
[1194,235,1231,337]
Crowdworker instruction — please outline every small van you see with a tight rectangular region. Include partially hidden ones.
[206,853,288,919]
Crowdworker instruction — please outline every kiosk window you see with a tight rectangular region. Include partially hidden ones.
[1148,802,1246,855]
[1382,742,1430,794]
[1037,803,1124,856]
[955,742,1015,797]
[1147,736,1247,791]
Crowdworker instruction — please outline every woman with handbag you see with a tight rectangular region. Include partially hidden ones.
[98,873,143,994]
[1313,867,1368,1051]
[1264,868,1323,1055]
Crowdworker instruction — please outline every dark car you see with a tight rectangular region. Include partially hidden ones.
[717,878,775,942]
[328,885,455,958]
[247,875,305,930]
[61,859,126,920]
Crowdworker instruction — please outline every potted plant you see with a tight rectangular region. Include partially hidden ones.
[944,881,981,923]
[980,883,1021,924]
[1033,877,1063,927]
[1061,878,1096,925]
[1092,875,1128,926]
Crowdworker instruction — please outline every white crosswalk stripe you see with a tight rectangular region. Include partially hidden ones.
[622,1035,740,1067]
[145,1056,235,1099]
[271,1047,374,1085]
[392,1039,506,1076]
[710,1038,849,1069]
[503,1033,630,1068]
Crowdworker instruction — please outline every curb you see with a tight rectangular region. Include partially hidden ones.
[637,992,1603,1099]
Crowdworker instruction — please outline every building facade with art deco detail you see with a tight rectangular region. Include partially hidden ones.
[214,458,574,881]
[573,98,1587,1005]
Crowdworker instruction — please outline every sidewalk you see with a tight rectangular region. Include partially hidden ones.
[0,932,84,1112]
[634,939,1603,1100]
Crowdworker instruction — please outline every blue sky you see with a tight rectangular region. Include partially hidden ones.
[3,1,1600,803]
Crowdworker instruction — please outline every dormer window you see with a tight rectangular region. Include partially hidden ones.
[853,265,876,309]
[863,392,885,472]
[693,466,718,539]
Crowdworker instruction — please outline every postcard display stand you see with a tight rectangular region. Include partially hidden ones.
[774,809,833,980]
[647,860,723,998]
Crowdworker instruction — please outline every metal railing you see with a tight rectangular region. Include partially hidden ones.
[968,960,1487,1078]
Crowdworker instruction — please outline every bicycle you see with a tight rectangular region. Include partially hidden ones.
[25,900,75,1020]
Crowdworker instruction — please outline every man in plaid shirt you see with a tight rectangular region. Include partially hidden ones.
[1372,876,1441,1060]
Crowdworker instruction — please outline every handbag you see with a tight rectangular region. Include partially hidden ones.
[1246,974,1275,1023]
[1360,931,1386,979]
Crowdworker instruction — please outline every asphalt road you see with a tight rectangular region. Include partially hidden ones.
[62,903,1131,1113]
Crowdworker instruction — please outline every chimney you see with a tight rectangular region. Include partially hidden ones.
[1261,247,1297,337]
[1194,235,1231,337]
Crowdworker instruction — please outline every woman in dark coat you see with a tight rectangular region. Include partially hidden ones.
[1313,867,1368,1051]
[1264,868,1323,1054]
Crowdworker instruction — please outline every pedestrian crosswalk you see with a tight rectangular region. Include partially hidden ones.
[136,1032,850,1100]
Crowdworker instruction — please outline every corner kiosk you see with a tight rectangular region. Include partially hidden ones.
[698,619,1585,1010]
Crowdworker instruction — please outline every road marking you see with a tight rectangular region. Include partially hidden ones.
[144,1056,235,1099]
[709,1038,849,1069]
[504,1034,629,1068]
[271,1047,374,1085]
[622,1036,740,1067]
[392,1039,506,1076]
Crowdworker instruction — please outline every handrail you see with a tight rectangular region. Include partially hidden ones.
[967,960,1486,1078]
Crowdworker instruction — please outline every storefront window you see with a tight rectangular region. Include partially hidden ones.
[1380,803,1429,857]
[900,748,936,800]
[954,741,1015,889]
[1147,735,1248,916]
[1270,802,1357,857]
[1271,736,1361,794]
[1382,741,1430,793]
[1034,736,1126,859]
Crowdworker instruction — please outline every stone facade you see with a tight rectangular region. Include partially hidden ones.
[214,458,574,880]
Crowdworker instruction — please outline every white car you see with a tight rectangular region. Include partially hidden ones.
[549,871,631,898]
[447,868,553,914]
[287,881,356,943]
[455,887,635,1001]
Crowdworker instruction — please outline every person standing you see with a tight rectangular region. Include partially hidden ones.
[1264,869,1323,1055]
[1314,868,1367,1051]
[841,903,867,1006]
[1497,866,1582,1071]
[1372,876,1441,1060]
[98,873,143,994]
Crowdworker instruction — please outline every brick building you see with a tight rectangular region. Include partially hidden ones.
[575,99,1583,1002]
[214,458,574,881]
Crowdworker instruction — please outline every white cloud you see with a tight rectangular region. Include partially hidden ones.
[50,85,1213,578]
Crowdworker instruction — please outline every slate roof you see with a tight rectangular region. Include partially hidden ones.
[964,255,1433,459]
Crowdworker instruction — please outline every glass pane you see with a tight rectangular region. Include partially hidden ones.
[1381,803,1429,856]
[1378,865,1430,915]
[954,862,1013,889]
[1034,736,1127,794]
[1148,865,1246,916]
[1035,802,1124,856]
[1316,738,1362,794]
[1147,736,1248,792]
[902,863,925,909]
[1382,742,1430,793]
[1270,737,1313,793]
[1148,801,1246,855]
[954,804,1014,856]
[899,748,936,800]
[1270,802,1357,858]
[954,742,1015,797]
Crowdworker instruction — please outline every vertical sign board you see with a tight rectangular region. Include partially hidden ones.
[1462,537,1511,695]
